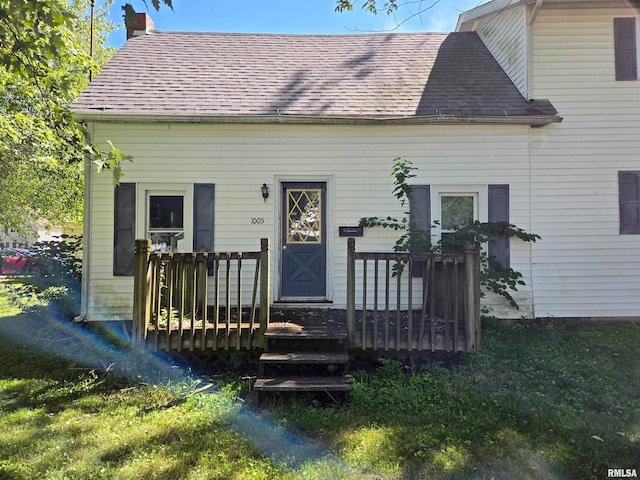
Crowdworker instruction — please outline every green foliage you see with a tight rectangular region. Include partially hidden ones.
[2,278,640,480]
[123,0,174,26]
[91,140,134,185]
[335,0,401,15]
[31,235,83,286]
[0,0,72,80]
[441,221,540,309]
[335,0,441,29]
[1,0,173,76]
[0,289,288,479]
[267,322,640,478]
[9,236,84,319]
[0,0,118,232]
[347,359,445,415]
[360,156,540,309]
[0,0,175,232]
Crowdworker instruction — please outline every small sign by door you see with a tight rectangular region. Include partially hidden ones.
[339,226,363,237]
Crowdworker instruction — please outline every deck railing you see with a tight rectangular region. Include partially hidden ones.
[346,238,481,352]
[132,238,270,351]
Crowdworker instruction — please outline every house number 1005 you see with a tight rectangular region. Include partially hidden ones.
[251,218,265,224]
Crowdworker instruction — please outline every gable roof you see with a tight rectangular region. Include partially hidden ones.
[72,30,560,126]
[457,0,640,31]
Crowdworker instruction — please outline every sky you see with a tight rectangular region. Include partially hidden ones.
[105,0,490,48]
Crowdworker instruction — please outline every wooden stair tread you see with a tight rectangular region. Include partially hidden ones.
[265,322,347,340]
[260,352,349,364]
[253,376,350,392]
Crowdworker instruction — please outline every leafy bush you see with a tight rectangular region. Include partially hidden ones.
[28,235,82,318]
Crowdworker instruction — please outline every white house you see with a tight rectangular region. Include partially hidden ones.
[458,0,640,318]
[72,0,639,322]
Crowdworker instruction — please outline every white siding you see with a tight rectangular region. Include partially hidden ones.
[85,123,534,321]
[530,6,640,318]
[475,5,529,97]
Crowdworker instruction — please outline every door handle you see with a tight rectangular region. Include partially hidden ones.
[282,245,288,250]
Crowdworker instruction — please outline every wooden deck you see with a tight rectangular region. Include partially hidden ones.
[143,308,467,354]
[145,322,262,351]
[133,238,481,358]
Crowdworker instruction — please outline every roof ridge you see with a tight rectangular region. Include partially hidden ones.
[141,30,455,37]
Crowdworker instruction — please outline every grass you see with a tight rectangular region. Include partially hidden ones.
[1,277,639,479]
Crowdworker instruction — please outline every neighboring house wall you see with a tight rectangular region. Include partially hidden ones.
[474,4,529,97]
[0,225,38,248]
[529,5,640,317]
[84,122,534,321]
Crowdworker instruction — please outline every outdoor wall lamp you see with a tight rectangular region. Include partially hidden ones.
[261,183,269,201]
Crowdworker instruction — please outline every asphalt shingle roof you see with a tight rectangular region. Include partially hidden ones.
[73,30,558,122]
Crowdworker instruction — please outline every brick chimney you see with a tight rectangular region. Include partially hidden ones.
[126,13,154,40]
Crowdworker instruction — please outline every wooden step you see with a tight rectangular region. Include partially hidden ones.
[253,376,350,392]
[259,352,349,365]
[265,322,347,340]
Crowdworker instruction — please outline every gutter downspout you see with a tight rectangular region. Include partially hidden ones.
[80,123,93,320]
[528,126,536,320]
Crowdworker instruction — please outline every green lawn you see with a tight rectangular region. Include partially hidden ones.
[1,279,639,479]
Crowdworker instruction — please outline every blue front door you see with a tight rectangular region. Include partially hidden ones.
[281,182,326,298]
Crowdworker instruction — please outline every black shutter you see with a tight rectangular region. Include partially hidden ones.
[614,18,637,81]
[113,183,136,276]
[193,183,215,251]
[409,185,430,277]
[488,184,510,270]
[619,171,640,234]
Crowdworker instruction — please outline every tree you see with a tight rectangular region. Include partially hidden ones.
[0,0,121,232]
[122,0,173,25]
[0,0,173,78]
[335,0,445,29]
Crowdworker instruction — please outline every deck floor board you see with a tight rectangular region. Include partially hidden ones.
[253,376,349,392]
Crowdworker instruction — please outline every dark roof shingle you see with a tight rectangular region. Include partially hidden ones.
[73,30,558,122]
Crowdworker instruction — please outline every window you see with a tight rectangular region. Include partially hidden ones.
[619,171,640,234]
[135,184,193,255]
[433,187,486,244]
[148,194,185,252]
[439,193,477,253]
[113,183,214,276]
[614,18,637,81]
[409,184,510,272]
[440,194,476,234]
[286,188,322,244]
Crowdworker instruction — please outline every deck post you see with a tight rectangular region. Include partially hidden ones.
[258,238,270,348]
[346,238,356,345]
[464,241,481,352]
[132,239,151,347]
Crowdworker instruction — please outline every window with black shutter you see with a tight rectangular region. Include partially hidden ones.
[409,185,431,277]
[614,18,638,81]
[409,184,510,274]
[113,183,136,276]
[619,171,640,234]
[488,184,510,269]
[193,182,215,273]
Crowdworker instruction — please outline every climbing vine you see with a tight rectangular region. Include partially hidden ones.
[359,156,540,309]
